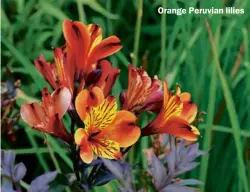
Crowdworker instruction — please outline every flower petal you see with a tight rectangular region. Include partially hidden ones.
[75,87,104,121]
[74,128,94,163]
[95,60,120,97]
[91,139,121,160]
[53,48,66,83]
[63,20,90,53]
[53,48,75,92]
[80,144,94,164]
[63,20,90,76]
[45,114,73,143]
[97,111,141,147]
[21,103,46,126]
[163,81,170,107]
[34,56,57,89]
[142,91,163,113]
[179,92,191,102]
[182,102,197,123]
[84,96,117,132]
[87,24,102,53]
[51,87,72,118]
[41,87,55,117]
[88,36,122,65]
[65,43,78,81]
[122,65,162,113]
[74,128,86,146]
[159,117,200,141]
[176,85,197,123]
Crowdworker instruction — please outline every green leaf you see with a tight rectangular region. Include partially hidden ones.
[82,0,119,20]
[40,2,70,20]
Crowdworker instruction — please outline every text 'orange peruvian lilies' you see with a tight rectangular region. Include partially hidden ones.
[120,65,162,114]
[63,20,122,80]
[21,87,73,143]
[74,87,141,163]
[142,81,200,141]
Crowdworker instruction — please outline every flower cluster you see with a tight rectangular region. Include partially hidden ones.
[21,20,200,166]
[149,138,206,192]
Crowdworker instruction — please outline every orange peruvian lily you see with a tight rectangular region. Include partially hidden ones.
[63,20,122,80]
[142,81,200,141]
[20,87,73,143]
[34,48,75,94]
[120,64,162,114]
[74,87,141,163]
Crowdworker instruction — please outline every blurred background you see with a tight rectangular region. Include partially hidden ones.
[1,0,250,191]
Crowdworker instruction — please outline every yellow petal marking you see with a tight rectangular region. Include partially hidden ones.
[84,96,117,132]
[90,139,121,159]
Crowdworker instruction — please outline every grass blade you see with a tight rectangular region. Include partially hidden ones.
[205,19,249,192]
[132,0,143,67]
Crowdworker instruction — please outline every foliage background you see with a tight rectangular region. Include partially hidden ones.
[1,0,250,191]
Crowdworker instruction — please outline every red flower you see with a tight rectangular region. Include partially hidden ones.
[142,81,200,141]
[63,20,122,80]
[21,87,73,143]
[120,65,162,114]
[35,20,122,97]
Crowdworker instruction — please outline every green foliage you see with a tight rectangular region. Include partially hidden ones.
[1,0,250,191]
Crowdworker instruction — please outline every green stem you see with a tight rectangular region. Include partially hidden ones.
[20,180,29,190]
[128,145,135,164]
[46,134,73,170]
[70,119,80,181]
[200,16,221,191]
[13,148,48,154]
[46,135,62,173]
[77,0,87,23]
[199,124,250,137]
[160,0,167,79]
[106,0,112,35]
[132,0,143,67]
[199,42,217,192]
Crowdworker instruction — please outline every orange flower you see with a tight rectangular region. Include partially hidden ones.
[34,48,75,94]
[63,20,122,80]
[35,20,122,96]
[142,81,200,141]
[20,87,73,143]
[120,65,162,114]
[74,87,141,163]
